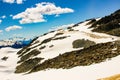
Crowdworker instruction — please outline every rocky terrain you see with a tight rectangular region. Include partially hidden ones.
[0,9,120,80]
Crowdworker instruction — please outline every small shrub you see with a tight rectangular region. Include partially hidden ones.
[49,45,54,48]
[39,45,46,50]
[30,41,120,73]
[52,36,68,40]
[72,39,96,48]
[54,33,64,36]
[1,56,8,61]
[40,37,52,45]
[107,28,120,36]
[15,58,44,73]
[18,49,41,63]
[87,19,96,25]
[68,28,74,31]
[90,9,120,37]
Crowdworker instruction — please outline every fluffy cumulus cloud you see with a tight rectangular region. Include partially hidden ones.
[0,15,6,24]
[3,0,24,4]
[13,2,74,24]
[0,20,2,24]
[1,15,6,19]
[0,30,3,33]
[5,25,22,32]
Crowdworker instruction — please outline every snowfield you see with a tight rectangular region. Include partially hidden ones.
[0,20,120,80]
[24,21,120,62]
[0,47,120,80]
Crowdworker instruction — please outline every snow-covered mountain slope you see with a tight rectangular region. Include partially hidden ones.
[15,18,120,73]
[91,9,120,37]
[18,20,119,61]
[0,47,20,79]
[0,47,120,80]
[1,9,120,80]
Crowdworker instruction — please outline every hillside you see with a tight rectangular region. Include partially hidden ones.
[90,9,120,36]
[15,9,120,74]
[0,9,120,80]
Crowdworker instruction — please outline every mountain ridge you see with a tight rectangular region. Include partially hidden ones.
[15,9,120,74]
[0,9,120,80]
[0,37,32,48]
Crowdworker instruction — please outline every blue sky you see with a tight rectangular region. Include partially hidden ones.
[0,0,120,40]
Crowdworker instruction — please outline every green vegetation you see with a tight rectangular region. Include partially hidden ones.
[1,56,8,61]
[54,32,64,36]
[87,18,96,25]
[90,9,120,36]
[15,9,120,74]
[39,45,46,50]
[18,48,31,57]
[41,37,52,45]
[72,39,96,48]
[18,49,41,63]
[15,58,43,73]
[49,45,54,48]
[107,28,120,36]
[52,36,69,40]
[29,41,120,73]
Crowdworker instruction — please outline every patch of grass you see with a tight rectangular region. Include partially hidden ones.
[18,48,31,57]
[41,37,52,45]
[52,36,69,40]
[107,28,120,36]
[39,45,46,50]
[68,28,74,31]
[17,37,53,58]
[18,49,41,63]
[54,33,64,36]
[90,9,120,36]
[49,45,54,48]
[1,56,8,61]
[30,41,120,73]
[15,58,44,73]
[72,39,96,48]
[87,19,96,25]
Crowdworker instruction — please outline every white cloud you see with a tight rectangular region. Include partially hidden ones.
[0,30,3,33]
[13,2,74,24]
[2,0,24,4]
[5,25,22,32]
[3,0,14,4]
[16,0,23,4]
[10,14,13,17]
[0,20,2,24]
[1,15,6,19]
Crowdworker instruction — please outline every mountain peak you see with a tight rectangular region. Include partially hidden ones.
[112,9,120,15]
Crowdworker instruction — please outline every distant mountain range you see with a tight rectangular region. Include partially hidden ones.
[0,37,32,48]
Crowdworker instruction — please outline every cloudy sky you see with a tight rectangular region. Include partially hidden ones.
[0,0,120,39]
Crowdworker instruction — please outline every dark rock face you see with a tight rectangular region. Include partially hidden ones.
[1,56,8,61]
[15,9,120,74]
[72,39,96,48]
[90,9,120,36]
[29,41,120,73]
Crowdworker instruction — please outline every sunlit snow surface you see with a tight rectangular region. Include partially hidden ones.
[0,20,120,80]
[0,47,120,80]
[27,21,119,62]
